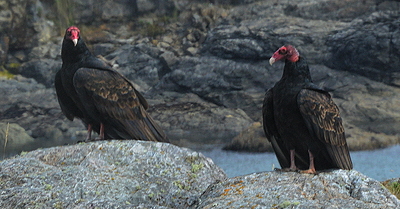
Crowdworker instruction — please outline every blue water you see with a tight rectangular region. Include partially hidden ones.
[195,145,400,181]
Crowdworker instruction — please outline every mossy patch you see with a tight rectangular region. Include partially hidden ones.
[383,180,400,199]
[54,0,75,35]
[0,68,15,79]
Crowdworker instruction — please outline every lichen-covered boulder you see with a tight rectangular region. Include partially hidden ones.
[0,140,227,208]
[191,170,400,209]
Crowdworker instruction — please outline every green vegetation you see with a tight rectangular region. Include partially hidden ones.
[55,0,75,35]
[0,68,15,79]
[137,7,179,39]
[383,181,400,199]
[138,19,166,39]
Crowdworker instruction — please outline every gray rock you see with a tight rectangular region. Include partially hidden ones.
[0,76,84,145]
[2,0,58,50]
[0,140,227,208]
[92,43,116,57]
[155,56,270,120]
[0,122,34,158]
[18,59,61,88]
[100,0,137,21]
[148,92,254,144]
[3,140,397,208]
[192,170,400,208]
[285,0,377,21]
[201,1,351,64]
[326,11,400,86]
[223,122,273,152]
[105,44,168,91]
[28,41,61,60]
[0,35,9,65]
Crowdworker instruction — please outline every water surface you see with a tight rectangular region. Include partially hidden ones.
[195,145,400,181]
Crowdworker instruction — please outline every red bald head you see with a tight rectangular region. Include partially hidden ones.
[65,26,80,46]
[269,45,299,65]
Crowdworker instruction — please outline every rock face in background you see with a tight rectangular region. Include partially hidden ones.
[326,11,400,86]
[0,76,81,157]
[0,0,400,156]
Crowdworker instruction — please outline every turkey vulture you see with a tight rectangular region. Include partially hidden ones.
[263,45,352,174]
[55,26,168,143]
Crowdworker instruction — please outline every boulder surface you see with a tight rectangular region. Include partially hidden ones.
[0,140,226,208]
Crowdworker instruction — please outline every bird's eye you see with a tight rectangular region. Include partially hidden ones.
[279,48,287,54]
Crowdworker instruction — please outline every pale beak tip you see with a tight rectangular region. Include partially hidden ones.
[72,39,78,46]
[269,57,275,66]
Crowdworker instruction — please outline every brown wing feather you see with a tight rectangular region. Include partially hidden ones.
[297,89,352,169]
[73,68,168,142]
[74,69,145,120]
[262,88,290,168]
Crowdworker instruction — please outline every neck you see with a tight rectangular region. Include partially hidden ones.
[61,38,91,64]
[281,56,312,83]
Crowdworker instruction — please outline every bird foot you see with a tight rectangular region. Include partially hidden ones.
[76,137,103,144]
[85,137,104,142]
[299,168,318,174]
[274,167,298,172]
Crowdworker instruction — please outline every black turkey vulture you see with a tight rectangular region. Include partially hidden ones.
[263,45,352,174]
[55,26,168,143]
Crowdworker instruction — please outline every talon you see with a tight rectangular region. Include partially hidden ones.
[299,168,318,174]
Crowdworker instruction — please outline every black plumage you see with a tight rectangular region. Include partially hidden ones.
[55,26,168,142]
[263,45,352,173]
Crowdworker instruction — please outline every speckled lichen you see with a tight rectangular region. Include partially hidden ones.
[0,141,227,208]
[173,180,191,191]
[191,163,204,173]
[44,184,53,190]
[53,201,64,209]
[276,201,300,208]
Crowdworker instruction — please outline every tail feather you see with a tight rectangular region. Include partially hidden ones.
[104,112,168,143]
[326,144,353,170]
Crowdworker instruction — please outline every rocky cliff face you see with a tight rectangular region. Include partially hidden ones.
[0,0,400,156]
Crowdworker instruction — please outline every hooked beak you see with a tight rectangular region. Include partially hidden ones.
[72,39,78,46]
[269,57,276,65]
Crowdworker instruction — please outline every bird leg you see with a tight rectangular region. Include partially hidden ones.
[84,123,104,142]
[300,150,317,174]
[276,149,298,172]
[289,149,298,171]
[85,124,93,142]
[99,123,105,140]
